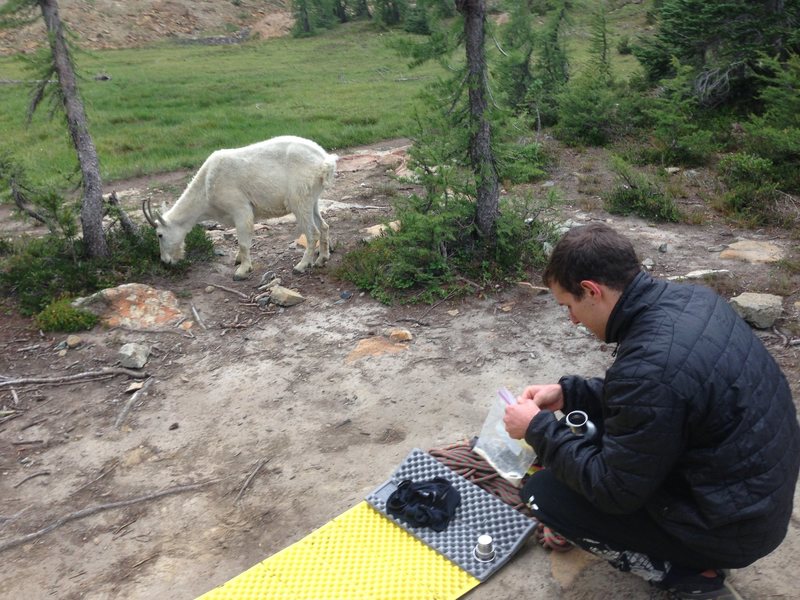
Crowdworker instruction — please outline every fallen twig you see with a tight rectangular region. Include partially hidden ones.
[0,368,147,389]
[112,516,138,539]
[71,461,119,496]
[773,326,789,347]
[190,304,207,330]
[234,458,269,504]
[12,471,50,489]
[21,418,47,432]
[126,552,159,574]
[396,317,431,327]
[0,478,221,553]
[204,282,249,299]
[115,377,154,429]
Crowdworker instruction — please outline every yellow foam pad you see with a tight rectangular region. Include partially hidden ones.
[198,502,480,600]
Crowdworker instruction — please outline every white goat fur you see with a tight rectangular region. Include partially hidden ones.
[154,136,338,280]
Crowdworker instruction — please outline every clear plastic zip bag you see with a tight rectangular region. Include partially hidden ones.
[473,388,537,487]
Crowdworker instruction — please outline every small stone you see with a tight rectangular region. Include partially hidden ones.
[340,290,353,300]
[169,422,179,430]
[388,328,413,342]
[65,335,82,349]
[118,343,150,369]
[204,286,215,293]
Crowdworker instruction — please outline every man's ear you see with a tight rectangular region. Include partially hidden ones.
[580,280,603,298]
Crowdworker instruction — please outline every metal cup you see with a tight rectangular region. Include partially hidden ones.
[474,533,496,562]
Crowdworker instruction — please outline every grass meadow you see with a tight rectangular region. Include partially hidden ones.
[0,22,441,188]
[0,3,645,190]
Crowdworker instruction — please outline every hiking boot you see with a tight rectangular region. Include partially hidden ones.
[662,569,745,600]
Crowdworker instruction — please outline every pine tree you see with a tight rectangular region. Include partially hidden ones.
[635,0,800,107]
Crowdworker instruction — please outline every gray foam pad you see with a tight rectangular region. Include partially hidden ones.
[366,448,536,581]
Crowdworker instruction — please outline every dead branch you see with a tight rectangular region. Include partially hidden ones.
[107,191,140,237]
[190,304,207,330]
[234,458,269,504]
[0,367,147,389]
[12,471,50,489]
[115,377,154,429]
[10,177,50,227]
[0,478,221,554]
[70,461,119,496]
[773,326,789,347]
[203,282,249,300]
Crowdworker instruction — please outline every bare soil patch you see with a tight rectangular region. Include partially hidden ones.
[1,139,799,600]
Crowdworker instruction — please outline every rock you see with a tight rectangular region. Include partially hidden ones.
[517,282,549,295]
[65,335,82,349]
[730,292,784,329]
[719,240,784,263]
[269,286,305,307]
[706,245,727,253]
[73,283,185,330]
[118,342,151,369]
[658,243,672,253]
[388,328,413,342]
[641,258,655,270]
[360,221,400,242]
[667,269,731,282]
[204,285,215,293]
[665,167,681,174]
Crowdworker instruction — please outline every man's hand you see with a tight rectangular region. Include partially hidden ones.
[504,401,542,440]
[519,383,564,412]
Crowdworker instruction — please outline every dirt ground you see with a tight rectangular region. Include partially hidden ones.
[1,138,799,600]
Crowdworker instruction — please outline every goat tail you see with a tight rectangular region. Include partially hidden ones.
[320,153,338,189]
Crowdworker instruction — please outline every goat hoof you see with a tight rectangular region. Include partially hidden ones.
[233,269,252,281]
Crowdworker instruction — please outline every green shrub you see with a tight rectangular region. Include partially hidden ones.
[616,35,632,55]
[496,140,548,185]
[0,225,214,316]
[335,190,558,304]
[35,298,98,332]
[554,75,619,147]
[717,152,788,225]
[605,156,681,222]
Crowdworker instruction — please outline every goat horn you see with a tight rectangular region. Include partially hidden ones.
[156,211,166,226]
[142,198,157,228]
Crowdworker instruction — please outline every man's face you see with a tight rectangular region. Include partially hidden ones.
[549,281,610,340]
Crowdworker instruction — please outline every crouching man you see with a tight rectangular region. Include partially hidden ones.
[504,223,799,600]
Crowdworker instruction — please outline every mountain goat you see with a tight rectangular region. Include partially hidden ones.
[143,136,338,280]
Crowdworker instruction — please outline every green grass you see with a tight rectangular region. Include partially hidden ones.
[0,22,441,188]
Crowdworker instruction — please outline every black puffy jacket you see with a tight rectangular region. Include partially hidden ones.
[526,272,800,566]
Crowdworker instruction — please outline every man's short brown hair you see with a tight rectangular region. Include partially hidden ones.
[542,223,641,297]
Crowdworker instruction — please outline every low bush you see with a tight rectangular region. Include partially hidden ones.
[35,298,99,332]
[0,225,214,315]
[335,191,558,304]
[605,156,681,222]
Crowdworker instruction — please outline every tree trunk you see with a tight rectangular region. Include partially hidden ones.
[38,0,109,258]
[455,0,499,241]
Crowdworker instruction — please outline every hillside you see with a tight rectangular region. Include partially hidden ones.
[0,0,293,55]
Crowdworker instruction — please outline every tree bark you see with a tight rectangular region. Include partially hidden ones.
[455,0,499,241]
[38,0,109,258]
